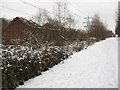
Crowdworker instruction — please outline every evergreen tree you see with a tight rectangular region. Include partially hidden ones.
[115,1,120,37]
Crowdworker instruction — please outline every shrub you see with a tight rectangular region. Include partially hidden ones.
[2,45,68,89]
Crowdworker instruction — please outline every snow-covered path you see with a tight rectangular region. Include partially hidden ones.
[18,38,118,88]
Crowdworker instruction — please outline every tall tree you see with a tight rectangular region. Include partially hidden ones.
[66,13,75,29]
[1,18,9,32]
[88,14,107,40]
[1,18,10,44]
[55,1,75,28]
[35,10,50,26]
[115,1,120,37]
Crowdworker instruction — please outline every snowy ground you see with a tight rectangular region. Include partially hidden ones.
[18,37,118,88]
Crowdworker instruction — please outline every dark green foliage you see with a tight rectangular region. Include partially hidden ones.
[115,17,120,37]
[1,18,10,44]
[1,18,10,32]
[115,1,120,37]
[2,46,68,89]
[87,14,108,40]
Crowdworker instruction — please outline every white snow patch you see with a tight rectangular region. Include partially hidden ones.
[18,37,118,88]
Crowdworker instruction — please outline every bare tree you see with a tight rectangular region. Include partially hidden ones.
[54,1,75,29]
[56,1,62,24]
[35,10,50,26]
[66,13,75,29]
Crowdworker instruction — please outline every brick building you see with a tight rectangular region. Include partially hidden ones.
[3,17,42,44]
[3,17,62,45]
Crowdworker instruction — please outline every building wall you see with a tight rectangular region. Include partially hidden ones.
[4,17,32,44]
[3,17,81,45]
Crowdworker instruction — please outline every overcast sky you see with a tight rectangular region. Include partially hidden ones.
[0,0,119,32]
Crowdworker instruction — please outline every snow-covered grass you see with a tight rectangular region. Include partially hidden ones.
[18,37,118,88]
